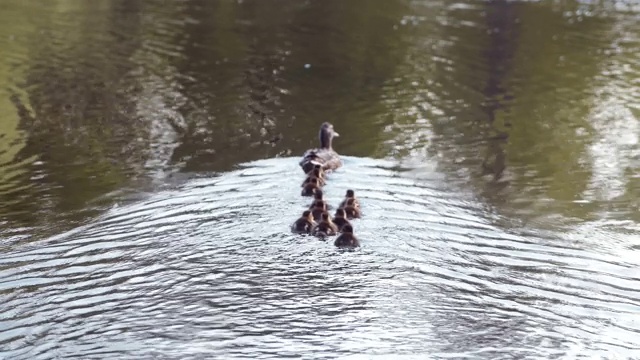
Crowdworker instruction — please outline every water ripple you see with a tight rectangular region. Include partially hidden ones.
[0,157,638,359]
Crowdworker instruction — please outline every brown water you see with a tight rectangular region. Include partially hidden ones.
[1,0,639,359]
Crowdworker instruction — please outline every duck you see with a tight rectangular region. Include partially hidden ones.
[343,198,361,219]
[291,210,316,234]
[307,163,326,179]
[300,122,342,174]
[332,208,352,231]
[308,189,325,208]
[338,189,360,209]
[334,224,359,247]
[307,189,333,210]
[301,167,326,187]
[301,177,321,196]
[312,212,338,237]
[310,200,328,221]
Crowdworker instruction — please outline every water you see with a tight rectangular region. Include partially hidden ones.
[1,0,639,359]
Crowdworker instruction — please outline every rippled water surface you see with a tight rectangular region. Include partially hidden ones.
[1,0,639,359]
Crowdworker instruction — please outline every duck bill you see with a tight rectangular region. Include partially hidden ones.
[333,131,340,137]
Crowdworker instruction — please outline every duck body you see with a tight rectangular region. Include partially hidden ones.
[312,213,338,237]
[339,189,360,209]
[334,225,359,247]
[342,198,361,219]
[300,122,342,173]
[332,208,352,231]
[332,216,351,231]
[311,201,329,221]
[291,211,317,234]
[300,149,342,174]
[344,206,361,219]
[301,168,326,187]
[301,178,321,196]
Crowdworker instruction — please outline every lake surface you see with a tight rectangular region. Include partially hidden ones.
[1,0,639,359]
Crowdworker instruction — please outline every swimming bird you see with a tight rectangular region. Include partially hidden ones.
[308,189,325,208]
[338,189,360,209]
[312,212,338,237]
[343,198,361,219]
[301,167,326,187]
[334,224,359,247]
[310,200,328,221]
[332,208,352,231]
[299,122,342,174]
[291,210,316,234]
[301,177,321,196]
[307,164,326,179]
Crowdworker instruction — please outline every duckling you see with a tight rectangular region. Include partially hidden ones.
[301,167,326,187]
[301,177,321,196]
[309,189,326,210]
[332,208,352,231]
[312,212,338,237]
[310,200,328,221]
[307,163,326,179]
[343,198,361,219]
[291,210,316,234]
[300,122,342,173]
[338,189,360,209]
[308,188,325,209]
[334,224,359,247]
[306,189,332,210]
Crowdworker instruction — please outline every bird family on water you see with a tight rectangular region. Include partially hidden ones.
[291,122,360,248]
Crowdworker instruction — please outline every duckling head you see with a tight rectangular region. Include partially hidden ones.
[341,224,354,233]
[313,200,327,210]
[313,188,324,200]
[334,208,346,218]
[346,189,355,197]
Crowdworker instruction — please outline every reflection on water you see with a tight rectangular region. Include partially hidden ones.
[1,0,639,358]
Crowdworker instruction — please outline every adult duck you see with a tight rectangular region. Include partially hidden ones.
[299,122,342,174]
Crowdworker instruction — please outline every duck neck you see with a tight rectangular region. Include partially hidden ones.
[319,132,332,149]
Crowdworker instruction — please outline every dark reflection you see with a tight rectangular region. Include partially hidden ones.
[2,0,145,235]
[2,0,634,236]
[0,0,410,234]
[411,0,632,224]
[169,0,409,172]
[479,0,517,182]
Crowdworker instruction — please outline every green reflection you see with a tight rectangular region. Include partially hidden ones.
[0,0,638,238]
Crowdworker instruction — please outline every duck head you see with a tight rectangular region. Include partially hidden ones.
[313,200,327,210]
[319,122,339,149]
[313,188,324,200]
[341,224,354,233]
[302,210,313,221]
